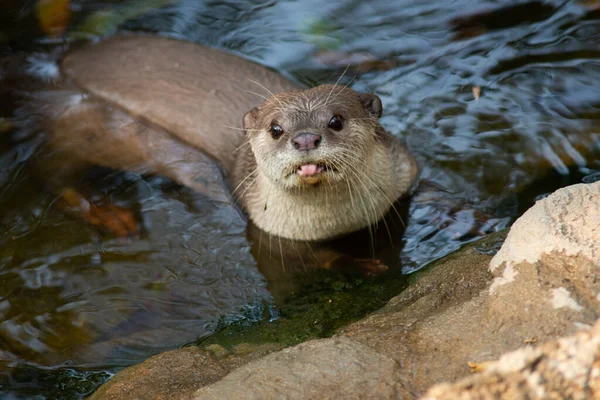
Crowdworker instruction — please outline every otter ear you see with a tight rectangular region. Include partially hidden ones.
[358,93,382,119]
[243,107,259,133]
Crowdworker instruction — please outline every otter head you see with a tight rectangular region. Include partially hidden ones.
[243,85,383,191]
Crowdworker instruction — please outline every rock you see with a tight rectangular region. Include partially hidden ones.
[337,233,502,397]
[88,346,228,400]
[193,337,404,400]
[490,181,599,270]
[91,182,600,400]
[421,319,600,399]
[339,182,600,396]
[89,342,285,400]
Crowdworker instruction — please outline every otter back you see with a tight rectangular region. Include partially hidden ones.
[61,35,297,172]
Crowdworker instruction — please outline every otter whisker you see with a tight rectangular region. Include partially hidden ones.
[346,160,395,244]
[278,233,285,272]
[329,155,380,243]
[324,161,338,211]
[263,179,276,261]
[257,227,264,264]
[225,125,263,133]
[304,240,320,267]
[323,64,351,109]
[248,79,287,111]
[332,155,389,252]
[290,239,307,273]
[244,89,286,114]
[231,167,258,197]
[348,117,379,122]
[234,139,252,153]
[325,73,359,109]
[332,152,385,219]
[236,173,260,207]
[328,158,356,210]
[335,148,406,229]
[243,89,269,102]
[256,179,274,264]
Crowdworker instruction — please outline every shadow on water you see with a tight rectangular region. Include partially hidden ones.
[1,0,600,397]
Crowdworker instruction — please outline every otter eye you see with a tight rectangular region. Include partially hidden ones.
[328,115,343,131]
[270,123,284,139]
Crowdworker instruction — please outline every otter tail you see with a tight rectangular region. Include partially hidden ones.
[0,49,67,141]
[1,51,63,101]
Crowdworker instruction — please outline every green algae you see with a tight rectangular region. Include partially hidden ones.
[197,231,509,354]
[198,268,409,350]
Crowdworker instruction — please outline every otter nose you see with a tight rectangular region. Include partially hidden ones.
[292,132,321,151]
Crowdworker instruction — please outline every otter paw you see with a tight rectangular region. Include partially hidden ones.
[59,187,140,238]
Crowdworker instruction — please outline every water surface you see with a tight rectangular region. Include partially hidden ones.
[1,0,599,397]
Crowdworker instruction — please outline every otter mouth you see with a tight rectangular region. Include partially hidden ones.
[297,163,325,176]
[292,162,336,177]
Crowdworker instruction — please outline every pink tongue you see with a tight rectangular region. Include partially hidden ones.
[299,164,319,176]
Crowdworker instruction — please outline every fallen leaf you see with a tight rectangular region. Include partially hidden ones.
[472,86,481,101]
[36,0,72,37]
[468,360,495,373]
[579,0,600,10]
[0,118,15,134]
[59,187,140,238]
[314,50,398,73]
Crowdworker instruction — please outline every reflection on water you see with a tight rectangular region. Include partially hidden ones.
[0,159,269,365]
[247,198,410,303]
[1,0,600,397]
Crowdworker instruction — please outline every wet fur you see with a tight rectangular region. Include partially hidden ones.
[234,85,418,241]
[5,35,418,241]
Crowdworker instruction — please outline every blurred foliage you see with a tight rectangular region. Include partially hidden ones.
[300,17,343,50]
[71,0,175,38]
[28,0,176,41]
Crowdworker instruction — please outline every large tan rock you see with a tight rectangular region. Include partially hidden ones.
[194,338,404,399]
[89,347,228,400]
[422,319,600,399]
[89,344,282,400]
[490,182,600,271]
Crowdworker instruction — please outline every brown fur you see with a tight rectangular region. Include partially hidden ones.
[235,85,417,240]
[19,35,418,241]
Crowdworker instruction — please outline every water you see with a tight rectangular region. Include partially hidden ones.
[1,0,599,397]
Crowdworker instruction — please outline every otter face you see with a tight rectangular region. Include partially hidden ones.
[243,85,383,190]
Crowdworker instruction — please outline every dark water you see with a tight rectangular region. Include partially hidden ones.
[1,0,599,397]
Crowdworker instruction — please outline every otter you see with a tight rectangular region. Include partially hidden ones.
[15,34,418,241]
